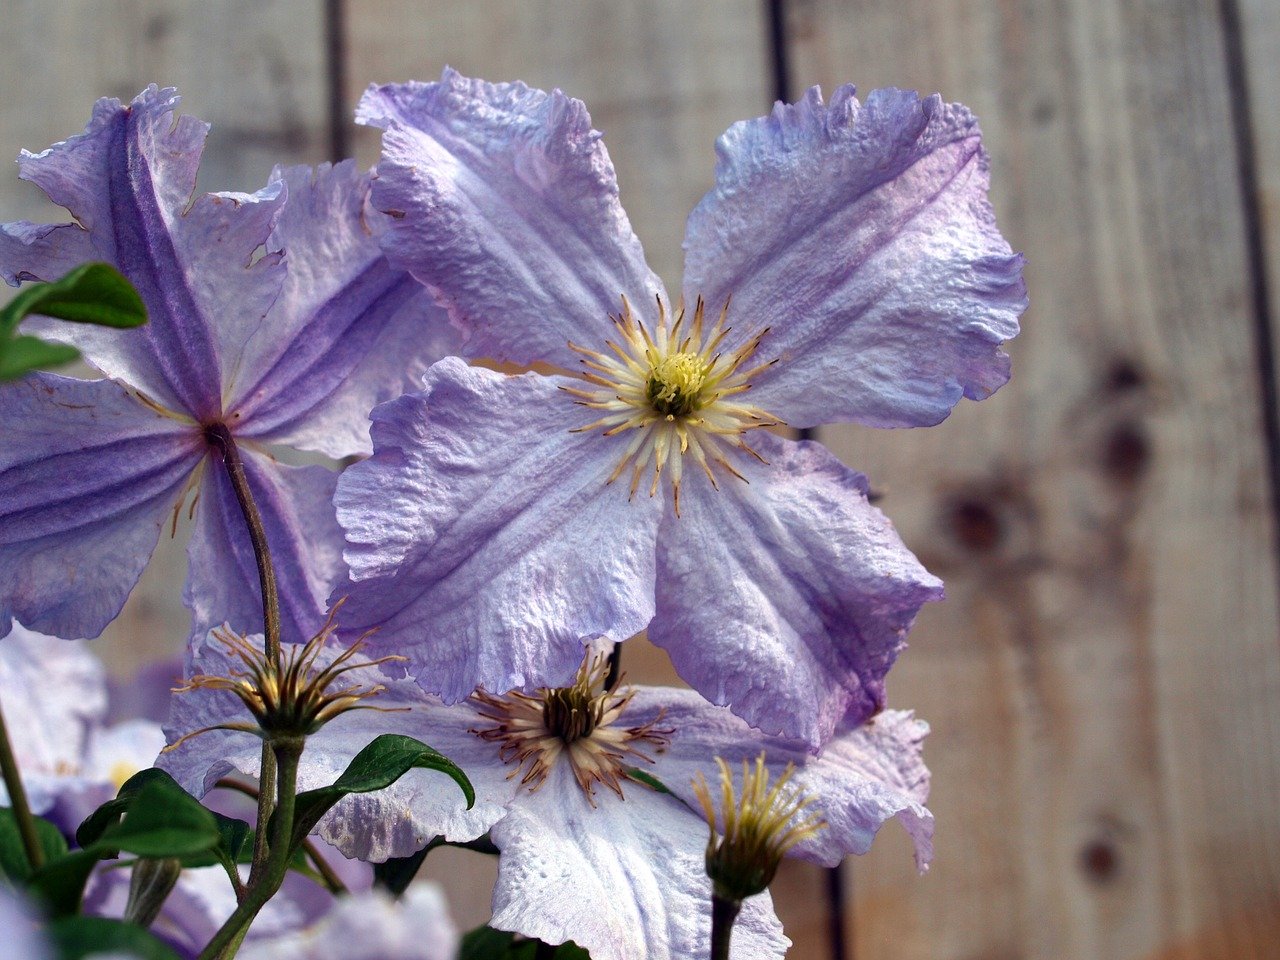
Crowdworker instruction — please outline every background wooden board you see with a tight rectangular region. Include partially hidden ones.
[3,1,1279,957]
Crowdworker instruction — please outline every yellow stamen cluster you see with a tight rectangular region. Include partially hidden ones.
[693,754,827,903]
[164,601,405,749]
[563,295,782,514]
[470,655,671,805]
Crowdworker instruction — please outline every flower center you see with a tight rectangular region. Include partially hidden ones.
[563,295,783,514]
[470,656,671,805]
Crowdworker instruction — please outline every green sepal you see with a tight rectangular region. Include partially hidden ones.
[0,335,82,381]
[0,807,68,884]
[289,734,474,850]
[46,915,182,960]
[624,767,672,795]
[0,262,146,335]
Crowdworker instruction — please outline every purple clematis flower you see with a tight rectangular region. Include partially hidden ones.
[336,69,1026,746]
[161,637,933,960]
[0,623,165,835]
[0,85,457,644]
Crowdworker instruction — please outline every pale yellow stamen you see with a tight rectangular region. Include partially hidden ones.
[564,295,782,514]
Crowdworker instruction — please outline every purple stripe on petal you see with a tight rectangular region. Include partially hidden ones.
[683,85,1026,430]
[357,69,662,369]
[231,162,459,458]
[335,358,661,702]
[14,87,286,420]
[185,447,345,645]
[648,432,943,749]
[0,373,203,639]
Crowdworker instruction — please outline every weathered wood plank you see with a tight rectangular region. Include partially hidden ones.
[343,3,845,951]
[0,1,331,670]
[787,0,1280,958]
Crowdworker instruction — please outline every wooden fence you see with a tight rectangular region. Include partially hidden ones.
[2,1,1278,957]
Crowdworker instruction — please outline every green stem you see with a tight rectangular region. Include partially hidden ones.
[198,739,302,960]
[204,423,282,878]
[0,695,44,871]
[710,894,741,960]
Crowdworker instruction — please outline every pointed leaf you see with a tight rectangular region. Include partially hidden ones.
[290,734,473,848]
[95,780,220,858]
[76,768,175,849]
[0,334,81,380]
[0,808,68,883]
[0,262,147,335]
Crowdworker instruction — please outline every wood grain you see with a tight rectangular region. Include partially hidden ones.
[786,0,1280,957]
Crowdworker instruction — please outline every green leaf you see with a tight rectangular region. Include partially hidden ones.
[0,262,146,335]
[0,808,68,883]
[625,767,672,795]
[47,915,182,960]
[0,334,81,381]
[95,780,220,858]
[76,768,175,849]
[460,927,591,959]
[28,849,101,916]
[290,735,474,849]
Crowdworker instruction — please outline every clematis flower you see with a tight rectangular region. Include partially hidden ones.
[0,85,457,644]
[161,638,933,960]
[0,623,165,834]
[337,69,1026,746]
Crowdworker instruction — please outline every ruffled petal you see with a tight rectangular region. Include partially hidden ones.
[648,432,943,748]
[335,358,661,702]
[229,161,461,458]
[0,626,106,814]
[0,220,94,285]
[490,763,788,960]
[0,373,203,639]
[357,68,662,368]
[159,633,512,862]
[11,85,287,420]
[626,688,934,871]
[185,447,345,645]
[683,85,1026,429]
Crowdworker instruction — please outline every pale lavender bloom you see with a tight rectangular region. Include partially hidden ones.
[337,69,1025,746]
[0,85,457,644]
[0,624,165,833]
[162,638,933,960]
[0,887,53,960]
[239,884,458,960]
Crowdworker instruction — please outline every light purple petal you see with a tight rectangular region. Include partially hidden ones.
[240,885,458,960]
[0,887,52,960]
[159,633,511,862]
[11,85,286,420]
[335,358,661,701]
[0,626,106,814]
[44,718,168,836]
[357,68,662,368]
[0,373,203,639]
[627,688,934,871]
[490,763,788,960]
[0,220,95,285]
[229,161,461,458]
[648,432,943,748]
[683,85,1026,430]
[185,448,345,645]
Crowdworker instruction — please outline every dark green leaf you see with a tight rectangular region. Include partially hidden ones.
[625,767,672,795]
[76,768,176,849]
[0,334,81,381]
[0,262,146,335]
[460,927,591,959]
[95,780,220,858]
[0,808,68,883]
[47,915,182,960]
[372,840,438,896]
[290,735,473,849]
[28,849,100,916]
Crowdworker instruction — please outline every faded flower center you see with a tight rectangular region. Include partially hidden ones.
[563,295,782,514]
[471,656,671,805]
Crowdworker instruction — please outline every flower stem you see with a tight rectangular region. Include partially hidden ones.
[0,696,43,871]
[198,739,303,960]
[203,422,282,878]
[710,894,741,960]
